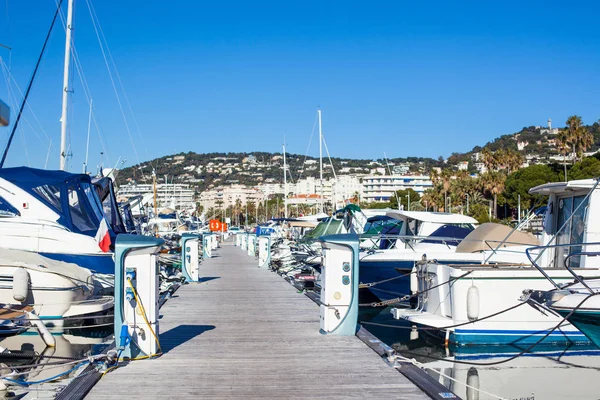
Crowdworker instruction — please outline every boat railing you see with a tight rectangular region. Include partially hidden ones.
[525,242,600,292]
[359,233,537,255]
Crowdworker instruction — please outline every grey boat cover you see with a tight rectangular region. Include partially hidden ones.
[0,249,93,283]
[455,223,539,253]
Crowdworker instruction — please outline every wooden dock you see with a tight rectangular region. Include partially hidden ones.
[86,242,428,399]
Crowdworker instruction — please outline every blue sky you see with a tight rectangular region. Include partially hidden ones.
[1,1,599,171]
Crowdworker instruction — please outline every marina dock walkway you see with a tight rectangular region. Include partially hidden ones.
[87,242,427,399]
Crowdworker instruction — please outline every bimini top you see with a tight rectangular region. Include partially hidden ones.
[0,166,91,188]
[0,166,107,238]
[385,210,477,225]
[529,179,599,195]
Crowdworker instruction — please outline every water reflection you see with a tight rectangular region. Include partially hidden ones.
[0,327,112,387]
[359,306,600,400]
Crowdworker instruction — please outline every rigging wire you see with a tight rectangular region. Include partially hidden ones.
[0,58,55,150]
[0,59,30,165]
[86,0,150,174]
[297,113,319,182]
[84,0,143,171]
[55,1,111,167]
[0,0,64,168]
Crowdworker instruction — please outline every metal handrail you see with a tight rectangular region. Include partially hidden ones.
[525,242,600,292]
[531,178,600,266]
[359,233,538,253]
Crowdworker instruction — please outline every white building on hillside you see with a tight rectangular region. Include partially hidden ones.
[361,175,432,202]
[117,183,196,210]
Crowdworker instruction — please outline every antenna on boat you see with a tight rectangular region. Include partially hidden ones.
[283,137,288,219]
[59,0,74,171]
[384,152,401,210]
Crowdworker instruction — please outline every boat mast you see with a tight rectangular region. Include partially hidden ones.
[153,169,157,216]
[318,109,323,213]
[283,140,288,218]
[83,99,92,173]
[59,0,74,171]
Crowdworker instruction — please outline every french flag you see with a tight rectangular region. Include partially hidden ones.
[95,218,111,252]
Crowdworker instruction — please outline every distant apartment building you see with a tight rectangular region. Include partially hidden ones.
[332,175,363,205]
[361,175,433,202]
[198,184,266,210]
[117,183,196,210]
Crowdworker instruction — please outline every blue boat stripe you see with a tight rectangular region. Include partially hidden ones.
[455,329,586,336]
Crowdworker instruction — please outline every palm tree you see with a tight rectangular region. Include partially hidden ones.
[504,149,524,174]
[429,168,440,186]
[557,129,571,181]
[440,169,454,211]
[478,171,505,219]
[421,188,443,211]
[481,148,498,172]
[564,115,593,162]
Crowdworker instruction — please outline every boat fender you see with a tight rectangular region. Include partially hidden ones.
[13,267,30,302]
[26,311,56,347]
[410,266,418,295]
[467,284,480,321]
[466,367,480,400]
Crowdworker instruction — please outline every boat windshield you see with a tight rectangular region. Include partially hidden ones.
[81,182,105,224]
[67,184,100,235]
[0,195,19,217]
[32,184,62,212]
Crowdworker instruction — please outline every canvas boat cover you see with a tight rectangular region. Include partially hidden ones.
[456,223,539,253]
[300,219,342,243]
[288,221,317,228]
[0,248,93,283]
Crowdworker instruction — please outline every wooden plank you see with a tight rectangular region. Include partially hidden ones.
[86,242,428,399]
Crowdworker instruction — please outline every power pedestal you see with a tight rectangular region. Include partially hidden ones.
[181,233,200,282]
[247,234,256,257]
[257,235,271,268]
[202,234,212,259]
[319,234,359,336]
[114,234,163,358]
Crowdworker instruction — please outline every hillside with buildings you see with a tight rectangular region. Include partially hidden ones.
[116,117,600,214]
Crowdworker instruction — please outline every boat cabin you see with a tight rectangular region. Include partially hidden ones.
[530,179,600,269]
[0,167,111,239]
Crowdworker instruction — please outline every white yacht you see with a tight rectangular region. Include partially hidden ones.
[392,179,600,346]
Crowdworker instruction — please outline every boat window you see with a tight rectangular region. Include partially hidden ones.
[67,185,99,235]
[555,195,589,268]
[32,184,62,212]
[569,195,588,268]
[0,195,19,217]
[81,182,105,223]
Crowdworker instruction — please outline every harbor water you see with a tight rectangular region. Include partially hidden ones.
[0,326,112,399]
[359,306,600,400]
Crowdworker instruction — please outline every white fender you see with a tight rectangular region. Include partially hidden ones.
[466,367,480,400]
[467,284,480,321]
[26,311,56,347]
[410,266,418,294]
[13,267,30,302]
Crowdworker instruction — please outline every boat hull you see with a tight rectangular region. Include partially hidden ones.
[40,252,114,275]
[556,309,600,349]
[392,263,600,346]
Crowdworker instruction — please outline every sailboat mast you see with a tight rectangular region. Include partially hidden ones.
[283,141,288,218]
[318,109,323,213]
[83,99,92,173]
[59,0,74,171]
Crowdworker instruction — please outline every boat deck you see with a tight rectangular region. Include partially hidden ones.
[86,241,427,399]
